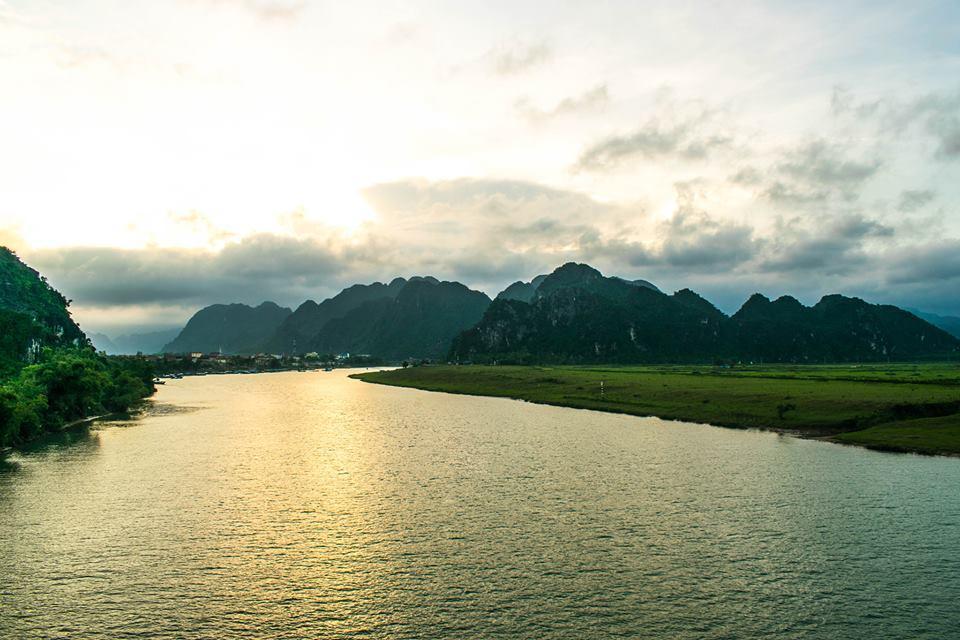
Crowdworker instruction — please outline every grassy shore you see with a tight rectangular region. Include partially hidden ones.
[352,364,960,456]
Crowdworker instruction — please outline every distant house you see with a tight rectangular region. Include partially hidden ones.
[335,352,350,360]
[190,352,204,360]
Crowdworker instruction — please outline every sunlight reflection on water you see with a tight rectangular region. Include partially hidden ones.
[2,369,959,639]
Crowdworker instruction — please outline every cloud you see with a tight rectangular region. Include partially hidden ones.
[31,179,635,320]
[187,0,305,22]
[573,181,759,272]
[486,39,552,75]
[830,86,881,119]
[891,91,960,161]
[887,240,960,285]
[0,0,30,26]
[23,162,960,331]
[362,177,623,232]
[834,87,960,162]
[733,139,883,205]
[515,84,609,122]
[576,100,733,171]
[777,140,880,187]
[769,139,881,201]
[27,234,359,309]
[53,44,120,69]
[896,189,936,213]
[167,210,236,244]
[761,213,893,275]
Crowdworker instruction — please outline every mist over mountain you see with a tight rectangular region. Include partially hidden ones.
[91,329,181,355]
[163,302,292,354]
[89,332,117,353]
[908,309,960,339]
[451,263,960,364]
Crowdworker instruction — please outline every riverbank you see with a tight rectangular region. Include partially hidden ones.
[352,364,960,456]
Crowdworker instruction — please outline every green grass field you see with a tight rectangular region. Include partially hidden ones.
[352,364,960,456]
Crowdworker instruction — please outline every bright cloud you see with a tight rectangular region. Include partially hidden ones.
[1,0,958,330]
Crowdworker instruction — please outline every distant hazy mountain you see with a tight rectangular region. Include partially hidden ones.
[262,278,407,354]
[308,278,491,360]
[163,302,292,354]
[451,262,960,364]
[908,309,960,339]
[89,332,118,353]
[91,329,181,355]
[114,329,181,355]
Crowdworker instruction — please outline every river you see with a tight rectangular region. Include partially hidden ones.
[2,369,958,639]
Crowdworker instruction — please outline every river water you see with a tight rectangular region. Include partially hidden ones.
[2,370,958,639]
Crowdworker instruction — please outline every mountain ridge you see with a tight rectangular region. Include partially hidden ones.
[163,301,292,354]
[450,262,959,364]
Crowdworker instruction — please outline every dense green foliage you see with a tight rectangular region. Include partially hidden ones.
[0,247,86,347]
[451,263,960,364]
[354,363,960,454]
[163,301,292,354]
[307,278,491,360]
[1,248,87,375]
[835,414,960,455]
[1,246,156,450]
[0,348,155,448]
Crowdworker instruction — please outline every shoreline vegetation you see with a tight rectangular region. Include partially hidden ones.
[352,364,960,457]
[0,347,156,455]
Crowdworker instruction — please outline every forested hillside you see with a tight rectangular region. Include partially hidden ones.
[0,247,155,450]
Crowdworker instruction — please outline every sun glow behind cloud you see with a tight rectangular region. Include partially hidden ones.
[1,0,959,329]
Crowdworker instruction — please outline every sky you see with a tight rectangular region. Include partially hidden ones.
[1,0,959,334]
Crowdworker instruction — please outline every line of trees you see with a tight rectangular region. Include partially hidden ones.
[0,347,155,449]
